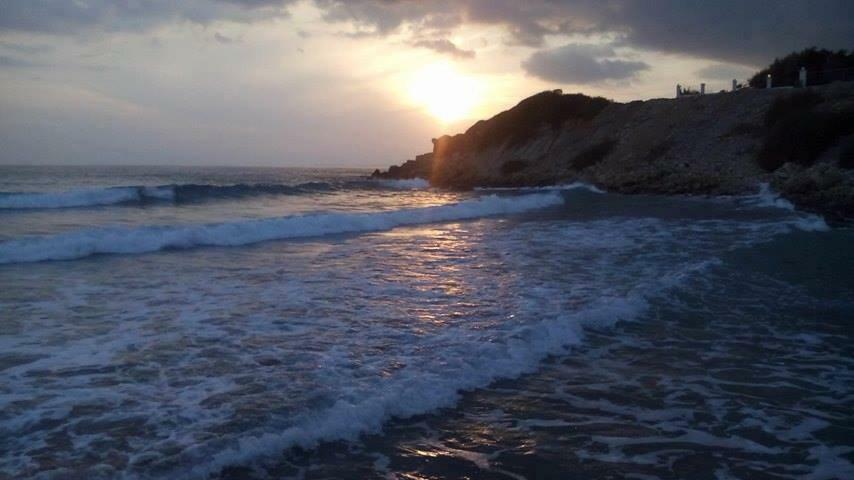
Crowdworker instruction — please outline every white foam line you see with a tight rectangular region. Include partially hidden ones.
[0,186,171,209]
[0,193,564,264]
[182,294,648,479]
[374,178,430,189]
[475,182,605,194]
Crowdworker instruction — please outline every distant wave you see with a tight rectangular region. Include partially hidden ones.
[0,193,564,264]
[0,186,174,209]
[475,182,605,194]
[372,178,431,189]
[0,179,428,211]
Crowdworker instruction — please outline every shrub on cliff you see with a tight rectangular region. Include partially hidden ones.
[572,139,617,170]
[749,48,854,88]
[760,112,834,170]
[839,136,854,169]
[763,91,824,127]
[759,108,854,171]
[757,91,854,171]
[501,160,529,175]
[464,90,611,152]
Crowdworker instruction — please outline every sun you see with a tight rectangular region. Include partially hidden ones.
[408,63,480,124]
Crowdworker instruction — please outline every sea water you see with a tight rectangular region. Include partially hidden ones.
[0,166,851,479]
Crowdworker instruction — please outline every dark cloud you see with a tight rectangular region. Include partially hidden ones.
[410,38,475,59]
[522,44,648,83]
[0,0,297,34]
[0,55,38,68]
[0,41,52,55]
[603,0,854,65]
[315,0,460,36]
[696,63,757,81]
[1,1,851,67]
[218,0,289,6]
[214,32,235,44]
[312,0,854,66]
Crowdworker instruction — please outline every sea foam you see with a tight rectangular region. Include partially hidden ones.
[0,186,174,209]
[0,180,415,210]
[0,192,563,264]
[0,183,336,209]
[186,293,648,479]
[374,178,430,189]
[747,182,797,211]
[475,182,605,194]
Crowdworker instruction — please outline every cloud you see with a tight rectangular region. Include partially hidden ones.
[696,63,757,81]
[315,0,459,36]
[0,41,52,55]
[0,0,298,34]
[522,43,648,84]
[602,0,854,65]
[1,0,851,67]
[214,32,235,44]
[410,38,475,59]
[311,0,854,66]
[0,55,38,68]
[218,0,290,6]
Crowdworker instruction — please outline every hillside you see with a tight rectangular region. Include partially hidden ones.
[374,82,854,220]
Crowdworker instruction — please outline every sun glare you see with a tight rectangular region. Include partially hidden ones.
[408,63,480,124]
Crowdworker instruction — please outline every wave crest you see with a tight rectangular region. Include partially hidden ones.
[0,193,564,264]
[0,179,428,211]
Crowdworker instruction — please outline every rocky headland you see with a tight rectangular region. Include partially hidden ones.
[374,82,854,221]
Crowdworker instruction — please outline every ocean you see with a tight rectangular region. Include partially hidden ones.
[0,165,851,479]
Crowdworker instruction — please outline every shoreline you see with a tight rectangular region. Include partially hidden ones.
[375,82,854,221]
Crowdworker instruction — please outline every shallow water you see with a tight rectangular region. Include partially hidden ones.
[0,166,851,479]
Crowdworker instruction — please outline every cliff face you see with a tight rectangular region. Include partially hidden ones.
[375,83,854,219]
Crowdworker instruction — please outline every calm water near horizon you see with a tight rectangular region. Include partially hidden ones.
[0,166,851,479]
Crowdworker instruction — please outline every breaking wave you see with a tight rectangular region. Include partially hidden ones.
[0,186,175,209]
[475,182,605,194]
[743,182,797,211]
[184,292,651,479]
[0,192,564,264]
[0,179,428,210]
[372,178,430,189]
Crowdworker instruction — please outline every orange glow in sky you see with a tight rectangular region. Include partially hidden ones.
[408,63,481,124]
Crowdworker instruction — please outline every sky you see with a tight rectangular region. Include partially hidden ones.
[0,0,851,168]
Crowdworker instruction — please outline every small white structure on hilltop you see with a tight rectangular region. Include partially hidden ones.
[675,83,706,98]
[762,67,808,90]
[679,65,811,98]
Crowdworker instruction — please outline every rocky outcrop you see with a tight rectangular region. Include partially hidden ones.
[372,152,434,180]
[374,83,854,220]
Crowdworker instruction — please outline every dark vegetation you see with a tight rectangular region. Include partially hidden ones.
[763,91,824,127]
[749,48,854,88]
[500,159,530,175]
[571,139,617,170]
[722,122,763,138]
[440,90,611,155]
[839,136,854,169]
[757,92,854,171]
[643,140,672,163]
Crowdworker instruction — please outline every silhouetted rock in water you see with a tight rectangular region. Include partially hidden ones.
[375,83,854,220]
[372,152,434,180]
